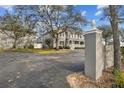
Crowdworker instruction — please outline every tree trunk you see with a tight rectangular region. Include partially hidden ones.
[13,39,17,48]
[109,5,121,70]
[55,34,59,50]
[65,31,68,47]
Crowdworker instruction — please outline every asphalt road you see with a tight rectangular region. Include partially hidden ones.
[0,50,85,88]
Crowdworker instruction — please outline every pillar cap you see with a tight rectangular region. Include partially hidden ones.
[84,29,102,35]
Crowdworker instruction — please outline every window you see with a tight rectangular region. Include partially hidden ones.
[76,34,78,38]
[75,41,79,44]
[60,41,64,45]
[80,35,82,38]
[63,33,65,37]
[73,34,75,38]
[70,34,72,38]
[80,41,84,45]
[78,34,80,38]
[69,41,72,44]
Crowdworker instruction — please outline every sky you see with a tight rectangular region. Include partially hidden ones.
[73,5,110,30]
[0,5,110,31]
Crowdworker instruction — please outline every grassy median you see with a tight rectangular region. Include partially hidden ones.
[0,48,68,54]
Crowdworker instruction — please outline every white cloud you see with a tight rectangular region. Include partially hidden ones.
[0,5,14,12]
[97,5,108,10]
[81,11,86,16]
[95,10,102,16]
[94,5,108,16]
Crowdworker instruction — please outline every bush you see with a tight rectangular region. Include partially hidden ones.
[59,46,63,49]
[59,46,70,49]
[121,47,124,54]
[63,46,70,49]
[28,44,34,49]
[74,47,84,49]
[113,69,124,88]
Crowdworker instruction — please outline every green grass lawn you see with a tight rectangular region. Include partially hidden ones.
[0,48,5,53]
[0,48,69,54]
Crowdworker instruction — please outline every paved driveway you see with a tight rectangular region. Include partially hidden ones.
[0,50,85,88]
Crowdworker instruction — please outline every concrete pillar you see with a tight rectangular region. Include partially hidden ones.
[84,29,104,80]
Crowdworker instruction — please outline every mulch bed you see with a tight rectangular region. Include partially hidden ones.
[66,67,115,88]
[66,61,124,88]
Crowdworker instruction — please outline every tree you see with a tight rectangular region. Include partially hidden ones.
[45,38,53,48]
[103,5,124,70]
[60,6,87,47]
[14,6,37,48]
[99,5,124,70]
[109,5,121,70]
[15,5,37,35]
[0,12,26,48]
[30,5,63,49]
[0,6,37,48]
[32,5,87,50]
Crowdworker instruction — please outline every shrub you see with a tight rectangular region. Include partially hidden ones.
[28,44,34,49]
[64,46,70,49]
[59,46,63,49]
[59,46,70,49]
[113,69,124,88]
[74,47,84,49]
[45,38,53,48]
[121,47,124,54]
